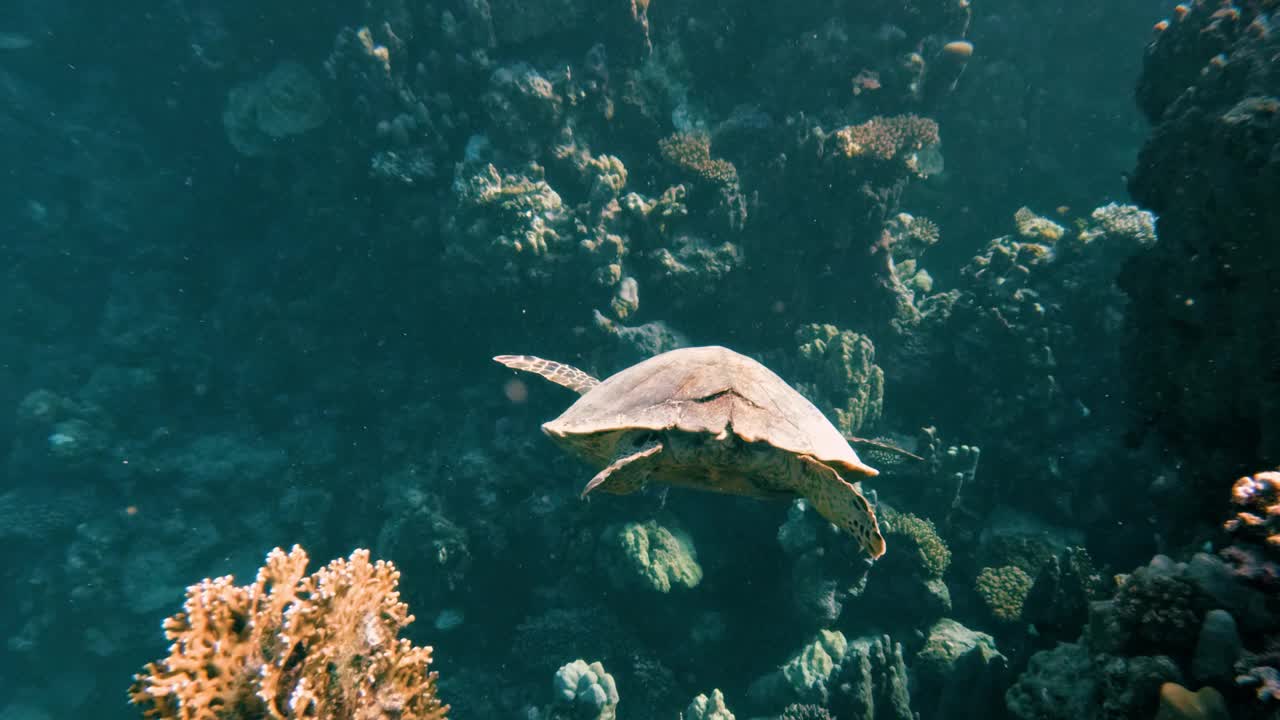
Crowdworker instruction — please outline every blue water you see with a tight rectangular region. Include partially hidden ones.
[5,1,1277,718]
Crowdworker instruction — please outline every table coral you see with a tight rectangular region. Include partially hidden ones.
[128,545,448,720]
[658,131,739,187]
[831,114,940,164]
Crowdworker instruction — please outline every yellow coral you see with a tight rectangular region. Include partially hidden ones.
[975,565,1034,623]
[129,545,448,720]
[1013,207,1064,242]
[881,505,951,579]
[658,132,739,186]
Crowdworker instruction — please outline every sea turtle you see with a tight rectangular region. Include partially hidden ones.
[494,345,888,559]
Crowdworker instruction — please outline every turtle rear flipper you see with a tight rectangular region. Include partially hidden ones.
[494,355,600,395]
[794,455,886,560]
[581,439,663,498]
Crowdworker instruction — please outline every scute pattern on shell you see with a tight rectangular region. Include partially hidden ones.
[544,346,878,478]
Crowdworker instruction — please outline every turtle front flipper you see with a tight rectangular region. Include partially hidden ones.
[793,455,886,560]
[846,435,925,467]
[494,355,601,395]
[581,439,664,499]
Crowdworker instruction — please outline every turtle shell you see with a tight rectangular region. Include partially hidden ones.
[542,345,878,478]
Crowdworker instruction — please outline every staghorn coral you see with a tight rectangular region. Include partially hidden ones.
[975,565,1034,623]
[128,545,448,720]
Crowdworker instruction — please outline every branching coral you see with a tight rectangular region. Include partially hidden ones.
[128,545,448,720]
[658,132,740,187]
[832,114,940,163]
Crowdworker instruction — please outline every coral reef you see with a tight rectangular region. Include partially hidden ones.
[914,618,1009,720]
[975,565,1034,624]
[1023,546,1105,645]
[1226,471,1280,552]
[793,324,886,437]
[128,545,447,720]
[881,505,951,580]
[831,114,940,166]
[548,660,620,720]
[5,0,1269,717]
[682,689,734,720]
[1123,0,1280,506]
[599,520,704,593]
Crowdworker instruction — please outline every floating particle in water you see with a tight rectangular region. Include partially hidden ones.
[0,33,33,50]
[504,377,529,404]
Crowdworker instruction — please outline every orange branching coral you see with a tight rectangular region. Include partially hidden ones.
[1225,470,1280,549]
[129,545,448,720]
[833,114,940,162]
[658,132,739,186]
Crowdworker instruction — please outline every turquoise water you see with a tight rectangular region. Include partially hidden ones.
[3,1,1277,718]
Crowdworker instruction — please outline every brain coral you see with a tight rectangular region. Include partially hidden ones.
[975,564,1034,623]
